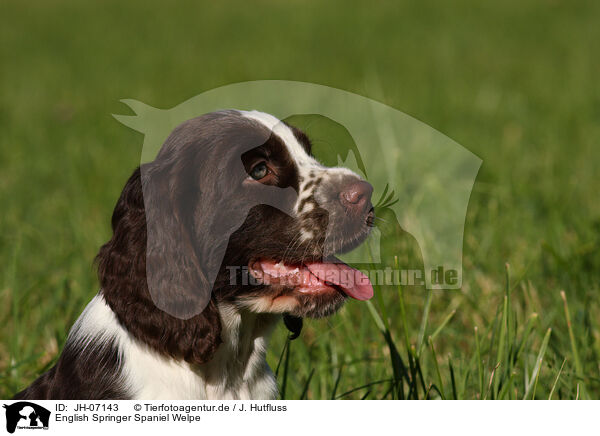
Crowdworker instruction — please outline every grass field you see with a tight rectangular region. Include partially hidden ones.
[2,0,600,399]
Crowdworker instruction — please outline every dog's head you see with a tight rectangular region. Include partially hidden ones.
[98,110,374,363]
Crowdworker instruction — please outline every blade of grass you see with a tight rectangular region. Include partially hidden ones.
[522,327,552,399]
[430,309,456,343]
[335,378,393,399]
[513,313,538,364]
[279,336,292,399]
[448,355,458,400]
[394,256,419,398]
[300,369,315,399]
[475,326,484,398]
[561,290,588,399]
[548,359,567,400]
[428,336,445,399]
[366,300,407,399]
[504,263,516,399]
[413,351,429,397]
[366,300,385,332]
[458,365,471,400]
[493,295,508,398]
[416,290,433,357]
[498,370,517,399]
[505,264,513,348]
[424,383,444,400]
[274,337,289,377]
[330,364,343,399]
[484,363,500,400]
[366,249,407,399]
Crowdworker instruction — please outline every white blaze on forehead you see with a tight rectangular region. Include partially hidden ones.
[239,110,321,169]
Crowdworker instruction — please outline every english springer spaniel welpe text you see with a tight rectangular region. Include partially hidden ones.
[14,110,374,400]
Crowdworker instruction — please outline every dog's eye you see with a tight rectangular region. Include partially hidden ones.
[249,162,269,180]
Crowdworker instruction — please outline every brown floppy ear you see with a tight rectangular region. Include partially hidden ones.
[141,157,214,320]
[97,166,222,365]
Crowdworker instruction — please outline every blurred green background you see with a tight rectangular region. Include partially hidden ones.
[1,0,599,399]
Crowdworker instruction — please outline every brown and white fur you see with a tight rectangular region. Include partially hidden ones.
[13,110,374,400]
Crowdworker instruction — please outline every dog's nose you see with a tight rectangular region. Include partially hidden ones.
[339,180,373,213]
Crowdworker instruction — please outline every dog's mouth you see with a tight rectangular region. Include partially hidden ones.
[249,257,373,301]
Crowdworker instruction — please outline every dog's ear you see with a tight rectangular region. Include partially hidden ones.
[142,158,213,320]
[97,166,222,365]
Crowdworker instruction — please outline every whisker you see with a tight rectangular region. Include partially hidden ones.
[282,233,303,264]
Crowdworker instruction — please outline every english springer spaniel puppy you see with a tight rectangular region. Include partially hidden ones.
[14,110,374,400]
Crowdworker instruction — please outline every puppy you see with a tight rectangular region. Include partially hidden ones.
[14,110,374,399]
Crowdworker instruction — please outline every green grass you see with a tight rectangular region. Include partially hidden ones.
[2,0,600,399]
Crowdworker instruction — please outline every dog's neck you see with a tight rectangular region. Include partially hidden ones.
[198,304,281,397]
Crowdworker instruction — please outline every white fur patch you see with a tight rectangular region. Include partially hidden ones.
[68,294,278,400]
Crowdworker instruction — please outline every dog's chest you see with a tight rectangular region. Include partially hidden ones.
[72,296,279,400]
[126,338,278,400]
[121,305,279,400]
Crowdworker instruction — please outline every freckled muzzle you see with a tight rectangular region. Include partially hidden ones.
[299,171,375,256]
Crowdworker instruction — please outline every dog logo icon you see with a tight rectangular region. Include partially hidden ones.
[115,80,482,320]
[3,402,50,433]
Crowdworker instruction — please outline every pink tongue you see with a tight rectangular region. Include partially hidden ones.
[306,262,373,301]
[257,260,373,301]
